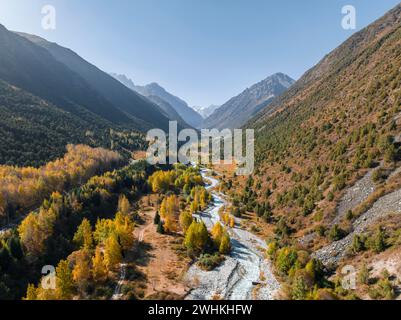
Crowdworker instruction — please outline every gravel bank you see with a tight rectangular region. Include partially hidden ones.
[185,169,280,300]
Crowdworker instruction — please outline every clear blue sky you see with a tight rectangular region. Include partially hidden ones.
[0,0,399,107]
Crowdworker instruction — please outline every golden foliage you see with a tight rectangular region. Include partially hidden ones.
[0,144,120,221]
[104,234,122,271]
[160,195,179,233]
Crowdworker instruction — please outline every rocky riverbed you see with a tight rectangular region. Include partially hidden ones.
[185,169,280,300]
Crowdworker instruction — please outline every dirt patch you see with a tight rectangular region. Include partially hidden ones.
[133,196,191,299]
[370,247,401,283]
[132,150,147,160]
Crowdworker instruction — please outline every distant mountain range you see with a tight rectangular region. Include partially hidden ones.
[193,105,220,119]
[202,73,295,129]
[111,73,203,128]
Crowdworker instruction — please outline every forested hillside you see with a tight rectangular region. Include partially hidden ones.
[0,24,170,167]
[222,3,401,299]
[0,160,233,300]
[0,25,130,126]
[0,145,121,227]
[245,3,401,224]
[0,79,146,166]
[0,160,152,299]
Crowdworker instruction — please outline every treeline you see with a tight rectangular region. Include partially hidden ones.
[0,161,151,299]
[148,166,203,194]
[0,145,121,226]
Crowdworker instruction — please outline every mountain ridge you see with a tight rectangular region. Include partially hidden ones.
[16,32,171,131]
[111,73,203,128]
[203,73,295,129]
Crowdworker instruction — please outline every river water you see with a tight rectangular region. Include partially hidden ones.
[185,168,280,300]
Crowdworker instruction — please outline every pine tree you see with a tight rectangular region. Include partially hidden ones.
[73,218,94,250]
[373,228,386,253]
[0,247,12,272]
[358,264,370,285]
[157,220,165,234]
[291,276,309,300]
[153,211,160,225]
[0,282,10,300]
[7,236,23,260]
[352,234,365,253]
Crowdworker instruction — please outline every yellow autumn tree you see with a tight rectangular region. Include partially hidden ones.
[160,195,179,233]
[24,284,38,300]
[0,192,5,218]
[114,212,135,251]
[55,260,75,300]
[179,211,193,234]
[118,195,130,216]
[184,220,209,254]
[219,232,231,254]
[72,250,92,291]
[104,234,122,271]
[33,284,58,300]
[190,200,199,214]
[18,213,45,257]
[229,217,235,228]
[211,222,224,248]
[92,246,107,282]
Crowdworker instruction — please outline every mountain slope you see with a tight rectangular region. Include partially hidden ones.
[0,80,100,166]
[0,25,152,166]
[241,4,401,256]
[17,32,171,131]
[109,73,190,128]
[0,25,133,126]
[203,73,294,129]
[146,95,190,128]
[111,73,203,128]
